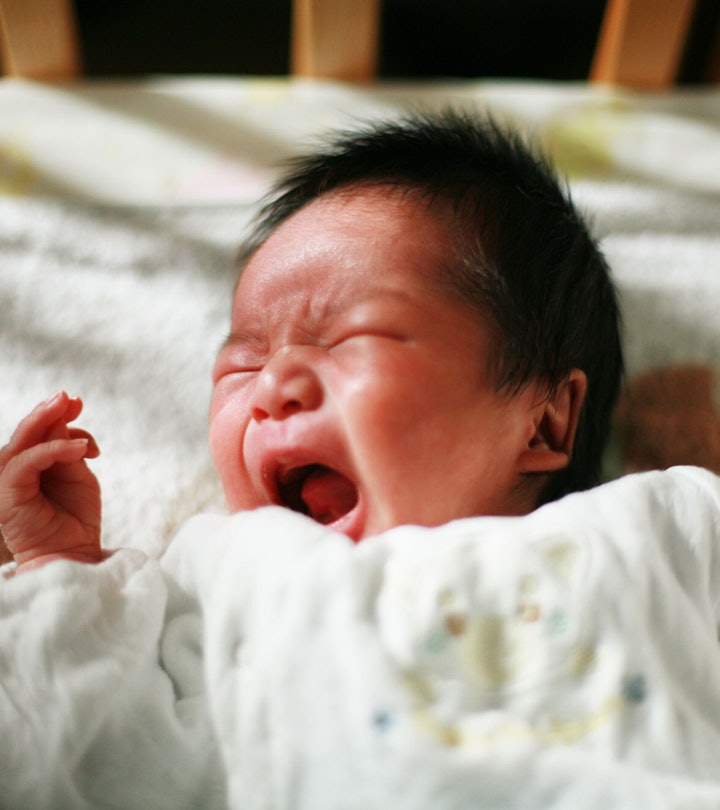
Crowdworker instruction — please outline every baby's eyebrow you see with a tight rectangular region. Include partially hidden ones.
[324,288,414,318]
[219,329,267,354]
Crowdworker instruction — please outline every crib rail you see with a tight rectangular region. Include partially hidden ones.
[0,0,717,88]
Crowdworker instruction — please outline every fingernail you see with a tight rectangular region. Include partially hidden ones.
[47,390,64,406]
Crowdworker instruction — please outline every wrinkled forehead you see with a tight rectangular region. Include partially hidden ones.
[238,186,460,290]
[242,182,457,254]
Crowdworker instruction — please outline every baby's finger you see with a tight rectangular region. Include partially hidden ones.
[40,397,85,445]
[0,438,90,500]
[63,396,84,425]
[0,533,13,566]
[68,428,100,458]
[0,392,76,467]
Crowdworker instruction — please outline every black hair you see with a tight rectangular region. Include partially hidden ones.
[242,110,623,504]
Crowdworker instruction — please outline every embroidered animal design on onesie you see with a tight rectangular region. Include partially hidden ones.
[375,533,646,751]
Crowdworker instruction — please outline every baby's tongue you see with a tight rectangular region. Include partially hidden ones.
[301,467,357,525]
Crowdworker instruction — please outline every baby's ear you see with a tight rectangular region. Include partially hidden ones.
[518,369,587,474]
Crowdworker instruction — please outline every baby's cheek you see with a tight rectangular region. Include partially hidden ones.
[208,403,241,494]
[211,448,246,512]
[209,373,254,429]
[209,372,237,419]
[208,423,232,490]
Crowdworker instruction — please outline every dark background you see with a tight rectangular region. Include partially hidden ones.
[73,0,607,80]
[73,0,720,83]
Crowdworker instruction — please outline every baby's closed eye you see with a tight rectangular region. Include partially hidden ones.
[212,352,264,385]
[213,330,269,382]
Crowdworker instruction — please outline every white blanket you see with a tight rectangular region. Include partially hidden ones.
[3,466,720,809]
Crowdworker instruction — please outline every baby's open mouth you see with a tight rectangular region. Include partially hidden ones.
[276,464,359,525]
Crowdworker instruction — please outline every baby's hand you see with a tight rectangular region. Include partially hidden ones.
[0,392,102,573]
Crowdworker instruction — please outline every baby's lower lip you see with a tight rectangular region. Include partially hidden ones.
[327,495,365,542]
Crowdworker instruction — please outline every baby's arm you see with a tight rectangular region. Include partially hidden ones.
[0,391,102,573]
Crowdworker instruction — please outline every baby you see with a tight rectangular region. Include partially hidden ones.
[0,111,622,572]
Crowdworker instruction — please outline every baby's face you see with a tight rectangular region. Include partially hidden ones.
[210,188,543,540]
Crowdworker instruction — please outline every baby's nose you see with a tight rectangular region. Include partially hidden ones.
[250,345,323,421]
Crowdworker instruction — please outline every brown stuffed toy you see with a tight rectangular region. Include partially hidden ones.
[614,364,720,474]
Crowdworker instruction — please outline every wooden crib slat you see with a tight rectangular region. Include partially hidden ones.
[708,15,720,82]
[0,0,80,79]
[591,0,698,88]
[291,0,380,81]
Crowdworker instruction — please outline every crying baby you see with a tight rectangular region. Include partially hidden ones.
[0,111,621,570]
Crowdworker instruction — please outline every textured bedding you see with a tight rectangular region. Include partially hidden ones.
[3,467,720,809]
